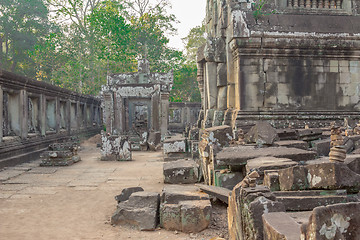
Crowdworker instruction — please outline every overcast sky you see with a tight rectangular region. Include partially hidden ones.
[166,0,206,50]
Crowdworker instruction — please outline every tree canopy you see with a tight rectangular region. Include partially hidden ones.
[0,0,203,102]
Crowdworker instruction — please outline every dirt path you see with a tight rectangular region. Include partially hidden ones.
[0,139,227,240]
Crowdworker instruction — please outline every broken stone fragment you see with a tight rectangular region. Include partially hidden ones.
[115,187,144,204]
[245,121,278,146]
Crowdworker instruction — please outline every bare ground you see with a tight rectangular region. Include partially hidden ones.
[0,137,228,240]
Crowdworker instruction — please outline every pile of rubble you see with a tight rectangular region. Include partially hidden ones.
[40,140,81,166]
[111,185,212,233]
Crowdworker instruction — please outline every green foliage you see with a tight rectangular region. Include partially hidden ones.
[170,63,200,103]
[252,0,275,20]
[0,0,52,76]
[182,24,206,63]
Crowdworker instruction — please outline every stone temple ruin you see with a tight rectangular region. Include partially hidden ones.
[100,59,173,160]
[109,1,360,238]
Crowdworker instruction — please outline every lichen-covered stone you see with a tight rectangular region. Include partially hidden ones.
[301,202,360,240]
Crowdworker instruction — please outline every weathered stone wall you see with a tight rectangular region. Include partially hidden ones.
[0,70,102,168]
[168,102,201,133]
[198,0,360,129]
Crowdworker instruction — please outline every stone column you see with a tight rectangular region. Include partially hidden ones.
[113,93,122,134]
[39,94,46,136]
[83,103,88,128]
[103,92,113,134]
[227,42,236,109]
[19,90,28,139]
[66,100,71,134]
[76,101,81,131]
[152,91,161,132]
[160,93,170,137]
[205,62,218,109]
[0,86,3,142]
[55,97,60,133]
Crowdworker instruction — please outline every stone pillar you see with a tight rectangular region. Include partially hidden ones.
[76,101,81,131]
[84,103,88,128]
[113,93,123,134]
[205,62,218,109]
[160,93,170,137]
[39,94,46,136]
[19,90,28,139]
[103,92,113,134]
[0,86,3,142]
[66,100,71,134]
[152,91,161,131]
[227,42,236,109]
[55,97,60,133]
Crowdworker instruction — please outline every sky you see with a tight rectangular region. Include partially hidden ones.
[166,0,206,50]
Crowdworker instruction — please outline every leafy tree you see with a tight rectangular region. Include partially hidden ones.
[0,0,52,76]
[182,24,206,63]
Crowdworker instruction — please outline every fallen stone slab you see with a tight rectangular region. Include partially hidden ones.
[279,163,360,191]
[275,140,308,150]
[246,157,298,180]
[301,202,360,240]
[245,121,278,145]
[263,212,301,240]
[115,187,144,204]
[196,183,231,204]
[111,191,160,231]
[163,159,199,184]
[276,128,297,141]
[296,128,323,141]
[216,146,317,167]
[275,194,358,211]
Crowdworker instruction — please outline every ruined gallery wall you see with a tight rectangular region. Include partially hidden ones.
[0,70,102,168]
[168,102,201,133]
[198,0,360,128]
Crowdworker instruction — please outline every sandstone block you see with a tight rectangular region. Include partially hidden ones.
[279,166,309,191]
[147,131,161,151]
[306,163,360,191]
[111,192,160,231]
[161,185,209,204]
[301,202,360,240]
[163,159,199,184]
[180,200,212,233]
[264,170,280,191]
[263,212,301,240]
[246,157,297,180]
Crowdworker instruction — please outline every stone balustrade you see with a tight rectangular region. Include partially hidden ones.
[0,70,102,168]
[288,0,343,9]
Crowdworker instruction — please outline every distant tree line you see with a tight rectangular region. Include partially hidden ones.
[0,0,205,102]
